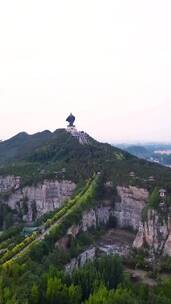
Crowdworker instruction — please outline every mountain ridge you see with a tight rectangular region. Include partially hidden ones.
[0,128,171,189]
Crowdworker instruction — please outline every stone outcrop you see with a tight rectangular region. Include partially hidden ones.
[81,206,114,231]
[65,240,131,274]
[0,175,21,192]
[133,208,171,257]
[72,186,148,236]
[65,247,96,273]
[0,178,76,222]
[56,206,115,250]
[114,186,148,231]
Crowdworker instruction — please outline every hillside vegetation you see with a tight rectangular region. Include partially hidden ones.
[0,129,171,189]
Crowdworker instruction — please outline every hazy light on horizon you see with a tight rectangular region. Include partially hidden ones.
[0,0,171,143]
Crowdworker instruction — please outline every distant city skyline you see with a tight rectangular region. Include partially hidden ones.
[0,1,171,143]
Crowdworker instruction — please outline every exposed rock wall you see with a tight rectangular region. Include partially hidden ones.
[57,185,149,270]
[65,241,131,274]
[65,247,96,273]
[56,205,115,249]
[81,206,115,232]
[114,186,148,231]
[78,186,148,234]
[0,175,149,228]
[0,178,76,222]
[133,209,171,257]
[0,175,21,192]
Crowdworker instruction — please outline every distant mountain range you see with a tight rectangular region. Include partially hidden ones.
[115,143,171,167]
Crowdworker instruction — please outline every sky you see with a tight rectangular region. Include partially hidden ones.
[0,0,171,143]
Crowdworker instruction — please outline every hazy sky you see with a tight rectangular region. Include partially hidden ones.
[0,1,171,143]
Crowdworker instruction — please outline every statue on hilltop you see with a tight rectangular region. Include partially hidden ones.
[66,113,75,127]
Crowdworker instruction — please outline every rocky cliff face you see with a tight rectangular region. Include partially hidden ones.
[0,177,149,230]
[0,175,21,192]
[65,247,96,273]
[2,175,171,259]
[65,230,133,274]
[81,205,115,231]
[78,186,148,234]
[133,208,171,257]
[57,185,148,257]
[56,204,115,250]
[114,186,148,231]
[0,177,76,222]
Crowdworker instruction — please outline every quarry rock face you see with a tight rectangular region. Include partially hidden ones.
[4,175,171,258]
[81,206,114,232]
[114,186,148,231]
[1,177,76,222]
[0,177,148,231]
[133,209,171,257]
[71,186,148,236]
[0,175,21,192]
[164,227,171,256]
[56,206,115,250]
[65,240,131,274]
[98,243,131,257]
[65,247,96,273]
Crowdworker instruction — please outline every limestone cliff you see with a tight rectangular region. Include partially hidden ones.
[114,186,148,231]
[133,208,171,257]
[56,205,115,249]
[65,240,132,274]
[0,176,76,222]
[2,174,171,260]
[0,175,21,192]
[65,248,96,273]
[56,185,148,255]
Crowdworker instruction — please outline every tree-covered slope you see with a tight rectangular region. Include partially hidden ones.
[0,129,171,189]
[0,130,54,163]
[0,129,132,183]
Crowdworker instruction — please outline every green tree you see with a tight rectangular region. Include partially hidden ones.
[46,277,69,304]
[108,288,138,304]
[149,188,160,209]
[85,285,109,304]
[68,284,82,304]
[31,283,39,304]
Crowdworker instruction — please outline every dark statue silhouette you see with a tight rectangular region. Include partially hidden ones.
[66,113,75,127]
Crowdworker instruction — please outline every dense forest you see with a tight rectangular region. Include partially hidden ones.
[1,255,171,303]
